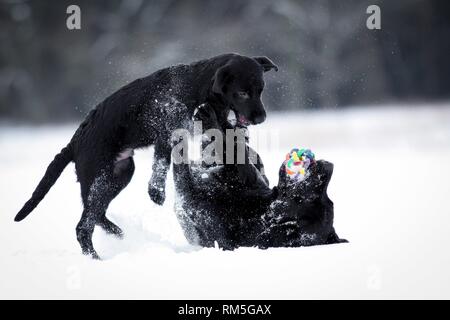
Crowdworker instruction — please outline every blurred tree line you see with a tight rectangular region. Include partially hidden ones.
[0,0,449,122]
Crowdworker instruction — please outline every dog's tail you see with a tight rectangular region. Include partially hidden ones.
[14,143,73,222]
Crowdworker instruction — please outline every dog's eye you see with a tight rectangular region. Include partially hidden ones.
[237,91,250,99]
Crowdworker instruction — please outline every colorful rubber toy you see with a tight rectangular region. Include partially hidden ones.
[284,148,316,181]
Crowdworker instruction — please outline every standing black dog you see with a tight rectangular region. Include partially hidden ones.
[173,104,347,249]
[15,53,278,259]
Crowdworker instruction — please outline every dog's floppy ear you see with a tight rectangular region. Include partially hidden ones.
[253,56,278,72]
[212,65,233,95]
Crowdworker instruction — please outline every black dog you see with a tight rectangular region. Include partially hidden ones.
[173,104,347,249]
[15,53,278,259]
[256,160,348,248]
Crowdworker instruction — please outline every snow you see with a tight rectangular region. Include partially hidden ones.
[1,104,450,299]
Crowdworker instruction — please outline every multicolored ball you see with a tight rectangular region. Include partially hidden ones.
[284,148,316,181]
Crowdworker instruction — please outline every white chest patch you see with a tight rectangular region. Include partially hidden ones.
[227,109,237,126]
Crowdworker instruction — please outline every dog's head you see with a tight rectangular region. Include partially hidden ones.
[278,159,333,198]
[212,55,278,126]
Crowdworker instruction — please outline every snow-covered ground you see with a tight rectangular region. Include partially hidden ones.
[1,104,450,299]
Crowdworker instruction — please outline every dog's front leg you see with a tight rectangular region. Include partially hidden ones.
[149,140,171,205]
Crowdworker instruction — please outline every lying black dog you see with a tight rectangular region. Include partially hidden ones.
[173,104,347,249]
[256,159,348,248]
[15,53,278,259]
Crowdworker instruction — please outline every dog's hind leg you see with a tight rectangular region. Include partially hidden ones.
[97,215,123,238]
[97,157,135,237]
[76,208,101,259]
[76,158,135,259]
[77,172,112,259]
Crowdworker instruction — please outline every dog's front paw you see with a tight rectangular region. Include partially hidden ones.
[149,185,165,205]
[326,231,348,244]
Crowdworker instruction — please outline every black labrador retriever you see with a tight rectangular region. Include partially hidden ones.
[15,53,278,259]
[173,103,347,249]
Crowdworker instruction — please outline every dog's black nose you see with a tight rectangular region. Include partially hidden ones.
[317,160,334,175]
[252,112,266,124]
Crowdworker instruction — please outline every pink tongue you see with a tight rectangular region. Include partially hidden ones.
[239,115,249,125]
